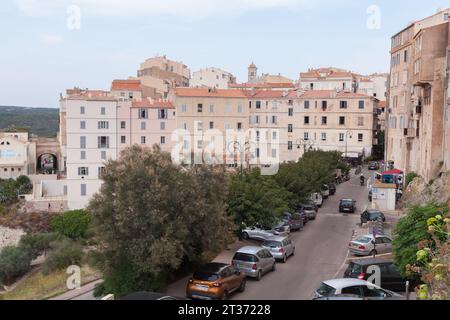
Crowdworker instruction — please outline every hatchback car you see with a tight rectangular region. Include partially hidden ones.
[232,246,276,281]
[282,212,303,231]
[348,234,393,256]
[261,236,295,263]
[186,263,246,300]
[314,278,404,300]
[344,258,421,292]
[361,209,386,224]
[299,204,317,220]
[339,199,356,213]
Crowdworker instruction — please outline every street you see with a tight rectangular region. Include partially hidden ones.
[166,168,372,300]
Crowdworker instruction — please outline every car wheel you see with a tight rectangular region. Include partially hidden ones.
[242,232,249,240]
[369,250,377,256]
[238,279,246,292]
[256,270,262,281]
[221,291,229,300]
[282,255,287,263]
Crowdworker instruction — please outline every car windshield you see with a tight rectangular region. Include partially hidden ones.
[303,205,314,210]
[233,253,257,262]
[341,200,353,205]
[193,271,219,282]
[262,240,282,248]
[316,282,336,296]
[368,212,381,219]
[356,236,372,243]
[346,262,363,275]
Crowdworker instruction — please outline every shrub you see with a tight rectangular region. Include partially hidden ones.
[42,239,83,274]
[405,172,418,186]
[50,210,92,239]
[15,175,32,194]
[19,233,60,260]
[0,246,32,285]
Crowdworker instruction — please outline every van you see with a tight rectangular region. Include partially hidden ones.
[310,192,323,208]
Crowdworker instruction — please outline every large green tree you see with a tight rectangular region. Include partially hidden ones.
[88,145,232,297]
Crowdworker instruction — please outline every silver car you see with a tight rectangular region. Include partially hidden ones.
[349,234,393,256]
[300,204,317,220]
[241,224,289,241]
[261,236,295,263]
[232,246,276,281]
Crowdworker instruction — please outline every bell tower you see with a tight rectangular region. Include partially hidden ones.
[248,62,257,83]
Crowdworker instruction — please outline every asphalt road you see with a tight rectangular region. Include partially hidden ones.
[166,168,372,300]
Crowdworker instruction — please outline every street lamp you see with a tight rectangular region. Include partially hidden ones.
[296,138,315,155]
[227,141,252,178]
[344,130,353,161]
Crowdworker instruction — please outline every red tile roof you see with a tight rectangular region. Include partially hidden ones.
[111,79,141,91]
[132,98,174,109]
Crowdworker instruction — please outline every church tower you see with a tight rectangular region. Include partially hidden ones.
[248,62,257,83]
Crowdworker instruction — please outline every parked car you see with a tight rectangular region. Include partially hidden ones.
[121,291,188,300]
[368,161,380,170]
[297,210,308,225]
[232,246,276,281]
[304,199,319,212]
[344,258,421,292]
[339,199,356,213]
[309,192,323,208]
[328,183,336,195]
[299,204,317,220]
[361,209,386,224]
[313,294,365,300]
[241,223,289,241]
[314,278,404,300]
[320,184,330,199]
[348,234,393,256]
[186,263,246,300]
[261,236,295,263]
[282,212,303,231]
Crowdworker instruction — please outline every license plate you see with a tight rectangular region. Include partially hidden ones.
[196,285,209,291]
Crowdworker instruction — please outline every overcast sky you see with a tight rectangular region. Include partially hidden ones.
[1,0,449,108]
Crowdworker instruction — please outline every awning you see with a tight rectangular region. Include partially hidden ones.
[382,169,403,175]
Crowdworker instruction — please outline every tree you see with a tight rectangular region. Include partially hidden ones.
[0,246,32,286]
[88,145,232,297]
[19,232,60,260]
[42,239,83,274]
[227,169,293,231]
[50,210,92,239]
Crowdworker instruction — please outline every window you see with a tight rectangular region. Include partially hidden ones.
[101,151,106,160]
[98,167,106,178]
[98,136,109,148]
[197,121,203,131]
[101,107,106,115]
[358,117,364,126]
[271,149,277,158]
[209,104,214,113]
[80,136,86,149]
[158,109,167,119]
[139,108,148,119]
[288,141,293,150]
[321,133,327,141]
[80,121,86,129]
[404,49,408,63]
[341,286,362,296]
[225,104,231,113]
[120,121,126,129]
[271,116,277,124]
[288,124,293,133]
[339,133,345,142]
[81,184,87,196]
[197,140,203,149]
[78,167,89,176]
[322,101,327,109]
[80,151,86,160]
[339,116,345,125]
[160,136,166,144]
[237,122,242,130]
[310,83,314,90]
[224,123,231,130]
[272,131,277,140]
[358,134,363,142]
[358,100,365,109]
[256,101,261,109]
[237,104,243,113]
[160,122,165,130]
[80,106,85,114]
[208,121,214,129]
[121,136,126,144]
[197,103,203,113]
[340,101,348,109]
[98,121,109,129]
[322,116,327,125]
[141,136,146,144]
[288,108,293,116]
[255,115,260,124]
[304,132,309,140]
[141,122,146,130]
[304,101,310,109]
[181,104,187,113]
[304,116,310,125]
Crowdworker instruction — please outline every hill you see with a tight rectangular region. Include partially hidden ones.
[0,106,59,137]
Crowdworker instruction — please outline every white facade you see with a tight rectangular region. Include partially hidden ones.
[0,132,36,179]
[191,67,236,89]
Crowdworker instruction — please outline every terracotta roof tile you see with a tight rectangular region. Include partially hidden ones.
[111,79,141,91]
[132,98,174,109]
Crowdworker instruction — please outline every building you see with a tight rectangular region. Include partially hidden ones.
[0,131,36,179]
[136,55,190,99]
[386,8,450,181]
[190,67,236,89]
[231,62,294,90]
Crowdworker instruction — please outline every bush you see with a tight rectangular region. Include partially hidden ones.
[0,246,32,285]
[405,172,418,186]
[15,175,32,194]
[50,210,92,239]
[19,233,60,260]
[42,239,83,274]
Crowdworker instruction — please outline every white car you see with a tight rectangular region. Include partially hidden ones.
[241,224,289,241]
[314,278,404,300]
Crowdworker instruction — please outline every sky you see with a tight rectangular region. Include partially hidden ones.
[1,0,449,108]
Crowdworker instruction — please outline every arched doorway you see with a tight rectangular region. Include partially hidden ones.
[37,153,58,174]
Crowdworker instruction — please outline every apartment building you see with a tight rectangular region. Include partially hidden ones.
[136,55,190,99]
[191,67,236,89]
[0,131,36,179]
[386,8,450,181]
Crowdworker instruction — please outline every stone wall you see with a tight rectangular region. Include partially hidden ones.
[0,226,25,250]
[400,171,450,207]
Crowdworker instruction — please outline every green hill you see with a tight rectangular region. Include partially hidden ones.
[0,106,59,137]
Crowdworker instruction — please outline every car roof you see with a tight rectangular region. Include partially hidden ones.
[236,246,264,255]
[358,234,391,239]
[349,258,391,266]
[197,262,229,273]
[322,278,377,289]
[263,235,288,242]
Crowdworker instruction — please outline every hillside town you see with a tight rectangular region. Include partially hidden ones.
[0,5,449,304]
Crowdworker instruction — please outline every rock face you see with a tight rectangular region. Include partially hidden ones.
[0,226,25,250]
[400,171,450,207]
